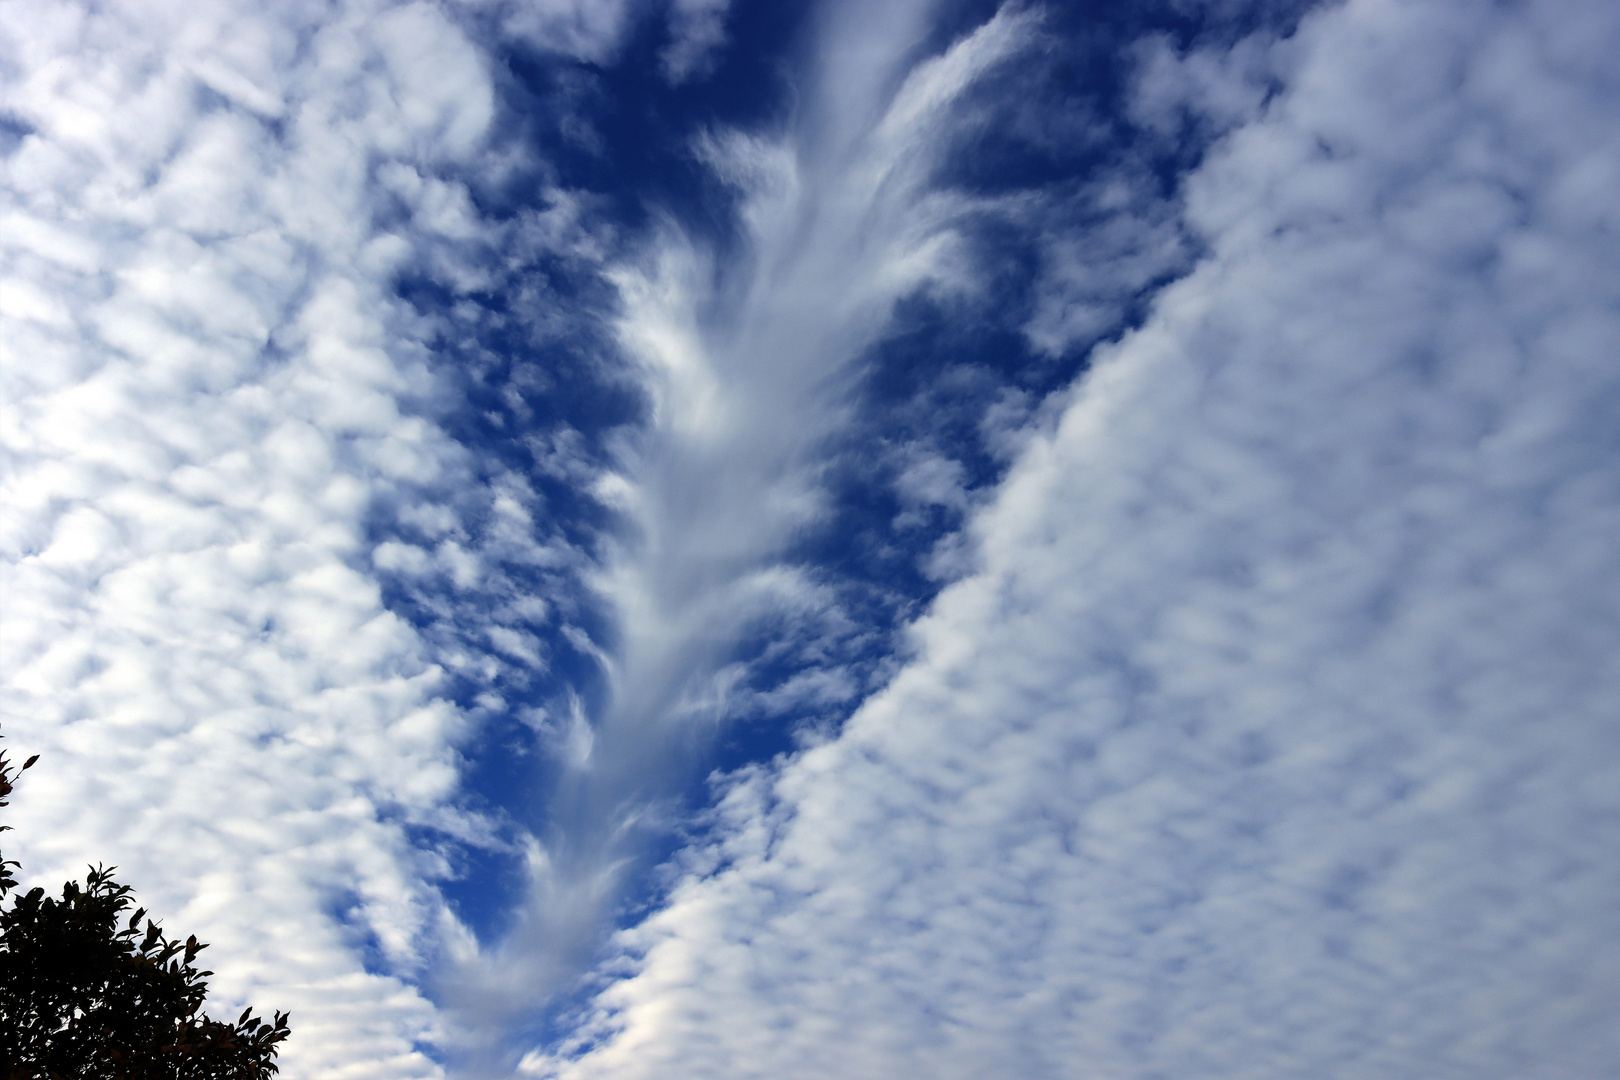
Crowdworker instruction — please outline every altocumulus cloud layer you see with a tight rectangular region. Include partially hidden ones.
[3,0,1619,1078]
[1,2,524,1075]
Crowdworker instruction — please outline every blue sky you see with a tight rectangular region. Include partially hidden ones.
[3,0,1619,1077]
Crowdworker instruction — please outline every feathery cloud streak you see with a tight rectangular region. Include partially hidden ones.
[438,1,1084,1057]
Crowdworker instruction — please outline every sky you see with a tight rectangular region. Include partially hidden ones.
[2,0,1619,1076]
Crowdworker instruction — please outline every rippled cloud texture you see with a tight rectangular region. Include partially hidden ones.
[3,0,1618,1077]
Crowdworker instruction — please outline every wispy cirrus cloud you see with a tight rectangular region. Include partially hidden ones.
[435,0,1070,1059]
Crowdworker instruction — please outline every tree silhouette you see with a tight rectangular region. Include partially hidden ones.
[1,731,290,1079]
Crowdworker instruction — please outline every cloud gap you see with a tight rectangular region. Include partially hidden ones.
[424,1,1278,1070]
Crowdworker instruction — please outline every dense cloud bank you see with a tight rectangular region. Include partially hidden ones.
[529,0,1620,1076]
[4,0,1618,1076]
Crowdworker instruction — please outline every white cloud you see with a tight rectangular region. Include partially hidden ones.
[0,0,562,1075]
[526,0,1620,1077]
[489,0,636,65]
[1021,178,1191,357]
[662,0,733,84]
[1127,29,1285,139]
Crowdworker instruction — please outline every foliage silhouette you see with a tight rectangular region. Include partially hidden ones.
[0,731,290,1079]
